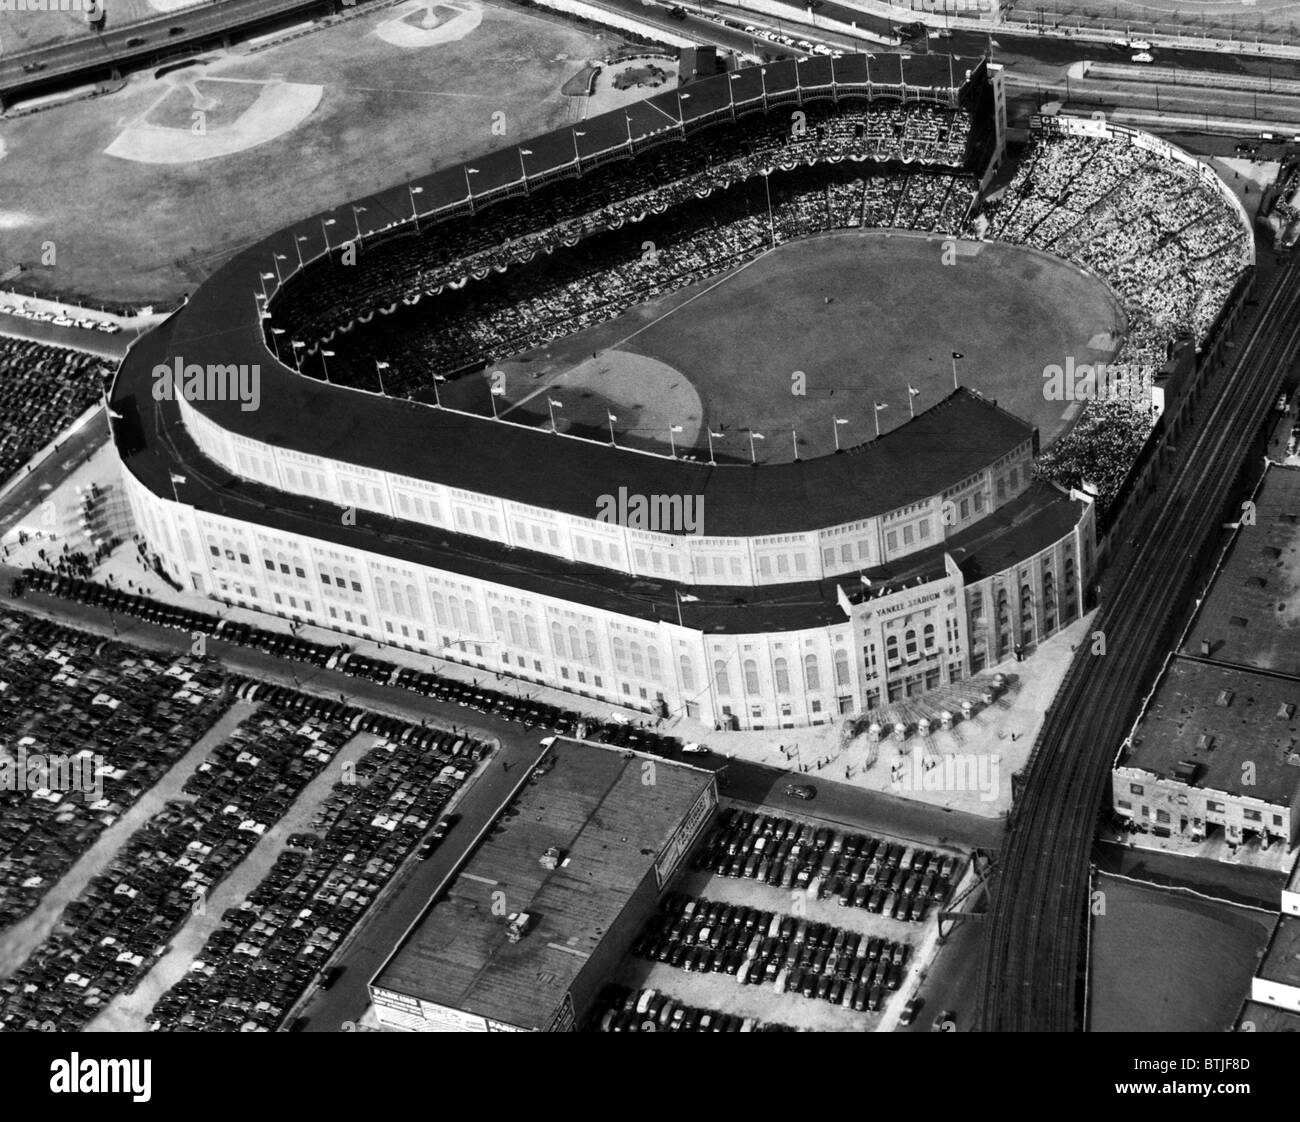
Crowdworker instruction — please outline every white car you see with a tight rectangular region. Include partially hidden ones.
[813,43,832,56]
[681,742,710,755]
[1131,51,1154,63]
[1130,38,1151,50]
[53,316,74,327]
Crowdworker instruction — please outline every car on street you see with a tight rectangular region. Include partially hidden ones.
[784,784,816,800]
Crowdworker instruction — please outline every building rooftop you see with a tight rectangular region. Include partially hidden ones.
[1121,657,1300,805]
[371,739,713,1030]
[1240,999,1300,1031]
[1257,914,1300,989]
[1183,465,1300,677]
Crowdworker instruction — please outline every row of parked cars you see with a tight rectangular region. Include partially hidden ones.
[0,305,121,332]
[589,985,794,1032]
[634,893,912,1015]
[694,807,961,924]
[149,725,480,1031]
[0,608,230,930]
[0,705,354,1032]
[24,569,688,760]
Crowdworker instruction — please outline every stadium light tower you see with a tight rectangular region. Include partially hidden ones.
[408,184,425,232]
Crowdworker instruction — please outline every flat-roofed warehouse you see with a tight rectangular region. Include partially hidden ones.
[370,738,716,1031]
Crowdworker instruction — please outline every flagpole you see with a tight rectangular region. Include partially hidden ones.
[833,418,840,452]
[874,406,881,439]
[375,361,388,396]
[669,427,677,459]
[608,413,617,445]
[433,376,443,408]
[675,590,683,628]
[952,353,959,390]
[909,388,915,419]
[791,428,798,461]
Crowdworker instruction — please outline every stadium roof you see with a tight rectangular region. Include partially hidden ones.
[110,55,1013,539]
[115,388,1084,633]
[1121,657,1300,805]
[371,738,713,1030]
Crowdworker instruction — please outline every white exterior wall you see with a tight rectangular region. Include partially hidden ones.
[178,395,1035,589]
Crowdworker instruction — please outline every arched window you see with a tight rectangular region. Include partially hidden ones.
[774,657,790,695]
[491,607,506,640]
[923,623,936,651]
[714,659,731,696]
[648,646,663,681]
[450,597,465,630]
[905,629,918,659]
[885,635,899,663]
[406,584,421,621]
[585,630,600,667]
[390,581,404,617]
[431,592,448,627]
[680,655,696,692]
[375,581,389,612]
[525,616,540,651]
[804,654,820,692]
[743,659,760,696]
[464,602,479,634]
[568,626,581,663]
[508,612,523,647]
[551,622,565,657]
[834,650,850,688]
[630,642,646,678]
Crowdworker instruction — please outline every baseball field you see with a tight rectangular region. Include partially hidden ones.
[0,0,609,303]
[479,229,1126,461]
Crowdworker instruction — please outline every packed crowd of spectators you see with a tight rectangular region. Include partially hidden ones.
[0,610,230,931]
[984,135,1252,514]
[1034,397,1155,515]
[0,337,108,487]
[322,166,975,394]
[986,136,1252,375]
[269,100,976,373]
[148,727,480,1031]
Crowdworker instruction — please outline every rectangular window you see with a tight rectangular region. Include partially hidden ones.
[1129,784,1144,796]
[903,525,914,546]
[886,531,897,552]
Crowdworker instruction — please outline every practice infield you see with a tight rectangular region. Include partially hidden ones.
[484,229,1127,462]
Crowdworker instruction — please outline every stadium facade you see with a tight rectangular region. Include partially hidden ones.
[112,55,1102,731]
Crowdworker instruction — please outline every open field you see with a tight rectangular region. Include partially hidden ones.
[0,0,608,303]
[1088,873,1273,1032]
[480,230,1125,461]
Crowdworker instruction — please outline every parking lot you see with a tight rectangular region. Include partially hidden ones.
[605,803,963,1031]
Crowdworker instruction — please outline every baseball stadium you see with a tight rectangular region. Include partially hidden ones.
[108,51,1254,731]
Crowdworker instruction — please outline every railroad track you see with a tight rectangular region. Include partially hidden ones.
[977,257,1300,1031]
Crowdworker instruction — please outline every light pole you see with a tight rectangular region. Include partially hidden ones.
[409,184,424,232]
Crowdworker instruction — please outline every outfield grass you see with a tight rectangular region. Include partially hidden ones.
[1089,874,1273,1032]
[0,0,606,303]
[493,230,1126,461]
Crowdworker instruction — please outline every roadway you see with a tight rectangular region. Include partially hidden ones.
[976,255,1300,1031]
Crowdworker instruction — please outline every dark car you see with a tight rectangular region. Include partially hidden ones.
[784,784,816,801]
